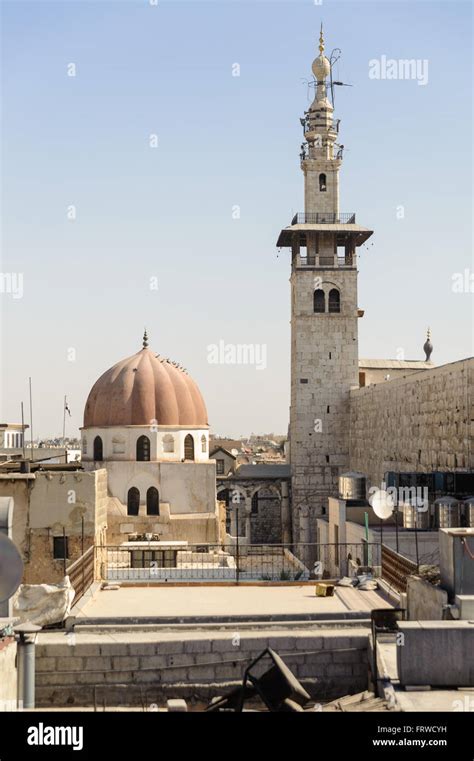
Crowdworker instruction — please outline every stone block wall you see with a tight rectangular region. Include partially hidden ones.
[35,629,369,707]
[349,358,474,488]
[290,266,359,543]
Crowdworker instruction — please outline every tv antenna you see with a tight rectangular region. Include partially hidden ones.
[329,48,353,108]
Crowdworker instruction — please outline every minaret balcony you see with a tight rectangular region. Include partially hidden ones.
[304,118,340,135]
[291,212,356,224]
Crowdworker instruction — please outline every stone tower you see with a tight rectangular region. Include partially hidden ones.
[277,28,373,545]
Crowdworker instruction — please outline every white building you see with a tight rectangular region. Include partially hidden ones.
[81,332,221,544]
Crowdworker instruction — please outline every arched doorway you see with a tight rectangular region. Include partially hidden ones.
[93,436,103,461]
[127,487,140,516]
[184,434,195,460]
[146,487,159,516]
[250,486,282,544]
[136,435,150,462]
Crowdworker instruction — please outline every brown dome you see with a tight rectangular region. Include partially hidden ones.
[83,346,208,427]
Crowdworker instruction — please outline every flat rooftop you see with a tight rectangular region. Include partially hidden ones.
[73,584,391,625]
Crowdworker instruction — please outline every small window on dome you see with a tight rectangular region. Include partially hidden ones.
[137,435,150,462]
[184,434,195,461]
[93,436,103,461]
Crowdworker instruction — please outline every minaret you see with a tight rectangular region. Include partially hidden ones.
[277,29,373,545]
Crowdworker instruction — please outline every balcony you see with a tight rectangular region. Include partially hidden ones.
[303,118,340,135]
[299,255,355,269]
[291,212,356,225]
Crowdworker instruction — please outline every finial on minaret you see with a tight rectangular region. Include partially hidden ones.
[142,329,149,349]
[319,23,325,55]
[423,327,433,362]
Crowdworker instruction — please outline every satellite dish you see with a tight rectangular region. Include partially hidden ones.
[369,489,395,520]
[0,533,24,603]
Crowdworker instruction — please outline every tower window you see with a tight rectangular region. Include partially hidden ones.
[201,434,207,453]
[319,173,327,192]
[137,435,150,461]
[313,289,325,313]
[146,487,160,516]
[328,288,340,313]
[93,436,103,461]
[127,487,140,516]
[184,434,195,460]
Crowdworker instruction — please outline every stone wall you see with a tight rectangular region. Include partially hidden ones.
[0,469,108,585]
[349,358,474,488]
[290,265,359,543]
[35,628,369,707]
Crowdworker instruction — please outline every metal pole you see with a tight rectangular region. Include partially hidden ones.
[63,526,67,577]
[81,517,85,595]
[62,395,67,450]
[414,508,420,573]
[21,402,26,459]
[23,636,36,709]
[395,505,399,553]
[14,624,41,710]
[235,504,239,585]
[28,377,34,461]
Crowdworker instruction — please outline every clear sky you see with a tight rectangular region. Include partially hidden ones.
[1,0,472,439]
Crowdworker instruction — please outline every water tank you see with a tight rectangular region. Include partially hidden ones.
[401,501,430,530]
[434,496,461,529]
[463,497,474,528]
[338,472,366,501]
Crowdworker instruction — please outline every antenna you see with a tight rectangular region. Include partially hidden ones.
[328,48,353,108]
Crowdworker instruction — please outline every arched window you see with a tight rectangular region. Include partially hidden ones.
[127,487,140,516]
[328,288,341,313]
[313,289,325,313]
[201,435,207,453]
[162,434,175,453]
[184,434,195,460]
[93,436,103,461]
[82,438,87,455]
[319,173,327,192]
[136,435,150,462]
[146,487,159,516]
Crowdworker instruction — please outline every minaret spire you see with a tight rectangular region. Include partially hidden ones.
[142,329,149,349]
[319,23,325,55]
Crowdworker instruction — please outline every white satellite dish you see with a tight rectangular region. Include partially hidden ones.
[0,533,24,603]
[369,489,395,520]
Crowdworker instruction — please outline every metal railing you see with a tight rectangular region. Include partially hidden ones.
[304,118,340,134]
[299,255,355,268]
[291,212,356,225]
[66,545,95,605]
[99,542,381,584]
[381,544,418,593]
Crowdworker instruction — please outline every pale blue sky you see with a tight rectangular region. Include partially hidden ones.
[1,0,472,438]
